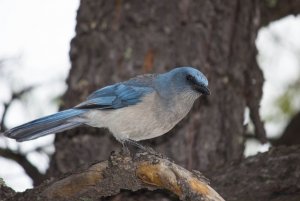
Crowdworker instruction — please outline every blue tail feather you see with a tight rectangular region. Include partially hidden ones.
[4,109,86,142]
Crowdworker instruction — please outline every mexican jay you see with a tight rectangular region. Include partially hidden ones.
[4,67,210,143]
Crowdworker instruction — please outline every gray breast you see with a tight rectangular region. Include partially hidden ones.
[127,90,199,141]
[84,90,199,142]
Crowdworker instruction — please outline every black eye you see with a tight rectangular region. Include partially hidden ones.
[186,75,194,82]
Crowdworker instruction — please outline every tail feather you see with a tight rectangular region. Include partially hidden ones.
[4,109,86,142]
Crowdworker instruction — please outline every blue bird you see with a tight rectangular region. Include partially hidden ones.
[4,67,210,143]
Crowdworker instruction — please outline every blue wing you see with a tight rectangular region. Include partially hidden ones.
[75,83,154,109]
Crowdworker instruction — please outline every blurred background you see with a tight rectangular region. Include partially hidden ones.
[0,0,300,192]
[0,0,79,191]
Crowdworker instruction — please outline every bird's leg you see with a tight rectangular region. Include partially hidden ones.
[125,139,165,158]
[120,140,130,156]
[125,139,148,151]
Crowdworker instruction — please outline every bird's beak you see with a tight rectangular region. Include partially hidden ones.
[194,84,210,95]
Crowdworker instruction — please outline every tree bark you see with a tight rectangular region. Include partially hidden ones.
[209,145,300,201]
[3,146,300,201]
[48,0,265,180]
[2,151,225,201]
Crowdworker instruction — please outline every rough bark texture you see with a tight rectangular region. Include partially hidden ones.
[44,152,224,201]
[2,146,300,201]
[1,151,225,201]
[48,0,265,179]
[209,146,300,201]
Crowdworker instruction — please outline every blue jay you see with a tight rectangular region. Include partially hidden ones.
[4,67,210,143]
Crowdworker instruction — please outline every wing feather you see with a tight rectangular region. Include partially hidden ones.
[75,83,154,110]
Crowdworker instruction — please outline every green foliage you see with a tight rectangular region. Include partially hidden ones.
[276,92,295,116]
[266,79,300,123]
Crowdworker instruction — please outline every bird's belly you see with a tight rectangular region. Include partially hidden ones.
[85,106,177,141]
[84,92,195,141]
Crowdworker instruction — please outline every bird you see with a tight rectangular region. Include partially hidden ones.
[4,67,210,144]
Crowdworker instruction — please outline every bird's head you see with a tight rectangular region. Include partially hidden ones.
[165,67,210,96]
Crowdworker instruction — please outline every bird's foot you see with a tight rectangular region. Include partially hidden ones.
[124,139,166,159]
[120,141,131,156]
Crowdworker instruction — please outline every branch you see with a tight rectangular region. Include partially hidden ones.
[0,86,44,186]
[245,52,267,143]
[273,112,300,146]
[209,145,300,201]
[0,86,34,132]
[6,151,225,201]
[0,147,45,186]
[260,0,300,27]
[3,146,300,200]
